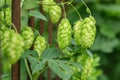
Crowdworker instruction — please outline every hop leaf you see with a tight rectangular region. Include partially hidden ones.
[57,18,72,49]
[49,5,61,23]
[21,26,34,49]
[34,36,47,56]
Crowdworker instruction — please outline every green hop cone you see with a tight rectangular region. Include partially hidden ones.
[42,0,55,13]
[0,11,4,26]
[81,16,96,48]
[74,16,96,48]
[77,54,93,80]
[73,20,83,45]
[81,57,93,80]
[34,36,47,56]
[49,5,61,23]
[5,8,11,25]
[57,18,72,49]
[21,26,34,49]
[1,28,24,64]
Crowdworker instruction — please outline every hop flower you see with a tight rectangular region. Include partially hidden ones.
[1,27,24,64]
[42,0,55,13]
[73,16,96,48]
[34,36,47,56]
[73,20,83,45]
[81,16,96,48]
[77,54,93,80]
[81,57,93,80]
[21,26,34,49]
[49,5,61,23]
[57,18,72,49]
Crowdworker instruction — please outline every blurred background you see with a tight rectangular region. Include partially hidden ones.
[68,0,120,80]
[1,0,120,80]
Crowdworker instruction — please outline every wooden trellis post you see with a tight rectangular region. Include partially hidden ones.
[12,0,21,80]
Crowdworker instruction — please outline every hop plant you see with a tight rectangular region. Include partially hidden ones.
[57,18,72,49]
[21,26,34,49]
[1,27,24,64]
[42,0,55,13]
[73,16,96,48]
[34,36,47,56]
[49,5,61,23]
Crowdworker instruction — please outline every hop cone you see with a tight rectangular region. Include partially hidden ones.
[57,18,72,49]
[21,26,34,49]
[0,8,11,26]
[49,5,61,23]
[73,20,83,45]
[42,0,55,13]
[5,8,11,25]
[1,28,24,64]
[81,57,93,80]
[81,16,96,48]
[74,16,96,48]
[77,54,93,80]
[34,36,47,56]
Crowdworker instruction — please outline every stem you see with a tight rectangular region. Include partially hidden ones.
[11,23,18,33]
[70,0,73,3]
[62,2,67,18]
[33,66,48,80]
[31,27,41,36]
[81,0,91,16]
[24,59,33,80]
[68,3,82,20]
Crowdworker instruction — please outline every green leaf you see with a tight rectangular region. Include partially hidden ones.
[86,49,93,58]
[41,48,61,59]
[23,0,38,9]
[29,10,47,21]
[27,56,47,75]
[22,50,38,59]
[20,59,27,80]
[48,59,73,80]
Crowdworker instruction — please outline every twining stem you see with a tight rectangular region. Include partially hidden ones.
[62,2,67,18]
[31,27,41,36]
[81,0,91,16]
[24,59,33,80]
[33,65,48,80]
[70,0,74,3]
[11,23,18,33]
[68,3,82,20]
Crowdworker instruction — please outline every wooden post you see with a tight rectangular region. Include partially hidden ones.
[12,0,21,80]
[39,7,44,36]
[28,17,34,28]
